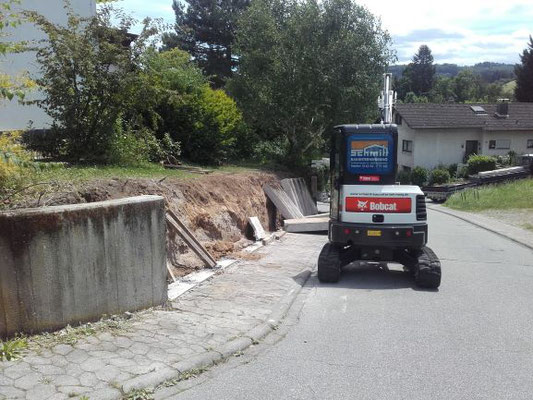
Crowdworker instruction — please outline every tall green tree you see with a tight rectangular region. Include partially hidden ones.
[515,36,533,102]
[162,0,250,88]
[231,0,393,166]
[408,45,435,96]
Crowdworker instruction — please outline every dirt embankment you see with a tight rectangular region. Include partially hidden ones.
[9,172,284,277]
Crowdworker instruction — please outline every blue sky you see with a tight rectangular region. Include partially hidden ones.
[113,0,533,66]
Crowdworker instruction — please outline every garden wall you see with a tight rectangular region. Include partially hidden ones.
[0,196,167,338]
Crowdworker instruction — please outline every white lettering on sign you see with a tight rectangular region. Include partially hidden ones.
[369,202,397,211]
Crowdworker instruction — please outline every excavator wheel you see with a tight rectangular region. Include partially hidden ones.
[414,246,441,289]
[317,243,342,283]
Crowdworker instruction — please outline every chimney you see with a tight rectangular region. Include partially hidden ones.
[496,98,509,119]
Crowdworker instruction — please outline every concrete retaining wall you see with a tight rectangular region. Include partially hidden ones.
[0,196,167,337]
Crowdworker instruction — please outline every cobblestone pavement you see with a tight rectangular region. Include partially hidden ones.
[0,233,326,400]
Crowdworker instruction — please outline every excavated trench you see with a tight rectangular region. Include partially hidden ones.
[8,172,286,277]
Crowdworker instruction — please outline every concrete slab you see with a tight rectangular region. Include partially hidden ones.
[281,178,318,216]
[263,185,304,220]
[283,217,329,233]
[248,217,266,241]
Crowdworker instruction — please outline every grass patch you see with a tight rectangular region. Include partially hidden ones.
[0,337,28,361]
[445,179,533,212]
[28,314,134,351]
[124,388,154,400]
[34,161,269,183]
[523,223,533,231]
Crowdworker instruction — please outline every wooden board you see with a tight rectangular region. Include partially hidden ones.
[166,210,217,268]
[281,178,318,216]
[264,185,304,220]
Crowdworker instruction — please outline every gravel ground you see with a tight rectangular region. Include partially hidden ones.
[479,208,533,231]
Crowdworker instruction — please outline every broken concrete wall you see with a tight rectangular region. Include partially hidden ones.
[0,196,167,338]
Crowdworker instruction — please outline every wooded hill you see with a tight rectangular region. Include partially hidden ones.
[389,62,515,84]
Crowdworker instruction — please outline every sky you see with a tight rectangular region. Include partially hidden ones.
[114,0,533,66]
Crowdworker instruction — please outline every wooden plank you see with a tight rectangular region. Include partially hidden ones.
[283,216,329,233]
[168,209,215,263]
[166,212,217,268]
[281,178,318,216]
[167,261,177,283]
[263,185,304,220]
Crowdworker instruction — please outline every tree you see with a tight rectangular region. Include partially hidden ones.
[162,0,250,88]
[515,36,533,102]
[230,0,393,167]
[409,45,435,95]
[0,0,34,102]
[454,69,482,103]
[429,76,456,103]
[141,48,247,164]
[26,3,161,162]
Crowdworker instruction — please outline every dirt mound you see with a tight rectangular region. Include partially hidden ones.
[9,171,284,277]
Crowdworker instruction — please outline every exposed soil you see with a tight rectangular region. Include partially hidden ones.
[7,171,286,278]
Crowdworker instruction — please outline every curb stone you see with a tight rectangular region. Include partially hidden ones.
[119,267,314,397]
[428,204,533,251]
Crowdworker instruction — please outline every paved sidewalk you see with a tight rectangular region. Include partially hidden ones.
[428,204,533,250]
[0,233,327,400]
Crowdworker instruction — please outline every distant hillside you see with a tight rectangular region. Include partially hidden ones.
[388,62,515,83]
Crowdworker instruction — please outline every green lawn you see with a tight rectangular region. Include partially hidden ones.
[444,178,533,211]
[35,162,266,182]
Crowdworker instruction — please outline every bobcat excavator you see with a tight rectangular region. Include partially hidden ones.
[318,73,441,288]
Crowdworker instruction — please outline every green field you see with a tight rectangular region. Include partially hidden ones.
[445,178,533,211]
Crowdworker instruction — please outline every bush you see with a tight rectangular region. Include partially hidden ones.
[429,168,451,185]
[411,166,428,186]
[447,163,458,178]
[456,165,469,179]
[0,131,34,195]
[467,154,497,175]
[396,170,411,184]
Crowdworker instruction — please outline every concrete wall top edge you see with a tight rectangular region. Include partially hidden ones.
[0,195,165,218]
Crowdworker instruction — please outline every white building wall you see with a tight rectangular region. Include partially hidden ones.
[397,123,416,169]
[412,128,482,169]
[0,0,97,131]
[481,130,533,157]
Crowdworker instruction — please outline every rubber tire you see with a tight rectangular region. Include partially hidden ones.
[318,243,342,283]
[414,246,441,289]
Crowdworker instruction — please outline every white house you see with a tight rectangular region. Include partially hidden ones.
[0,0,97,131]
[393,102,533,170]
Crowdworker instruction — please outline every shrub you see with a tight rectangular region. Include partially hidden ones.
[456,165,469,179]
[467,154,497,175]
[411,166,428,186]
[429,168,451,185]
[447,163,458,178]
[0,131,35,196]
[396,170,411,184]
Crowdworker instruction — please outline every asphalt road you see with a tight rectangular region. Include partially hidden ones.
[168,209,533,400]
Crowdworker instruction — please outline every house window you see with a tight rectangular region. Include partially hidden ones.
[402,140,413,153]
[527,139,533,149]
[489,139,511,150]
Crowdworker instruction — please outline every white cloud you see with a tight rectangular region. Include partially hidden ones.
[109,0,532,65]
[357,0,533,64]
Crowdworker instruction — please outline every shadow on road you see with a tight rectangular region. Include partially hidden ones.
[315,262,438,292]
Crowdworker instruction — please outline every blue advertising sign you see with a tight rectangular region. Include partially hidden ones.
[346,133,394,175]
